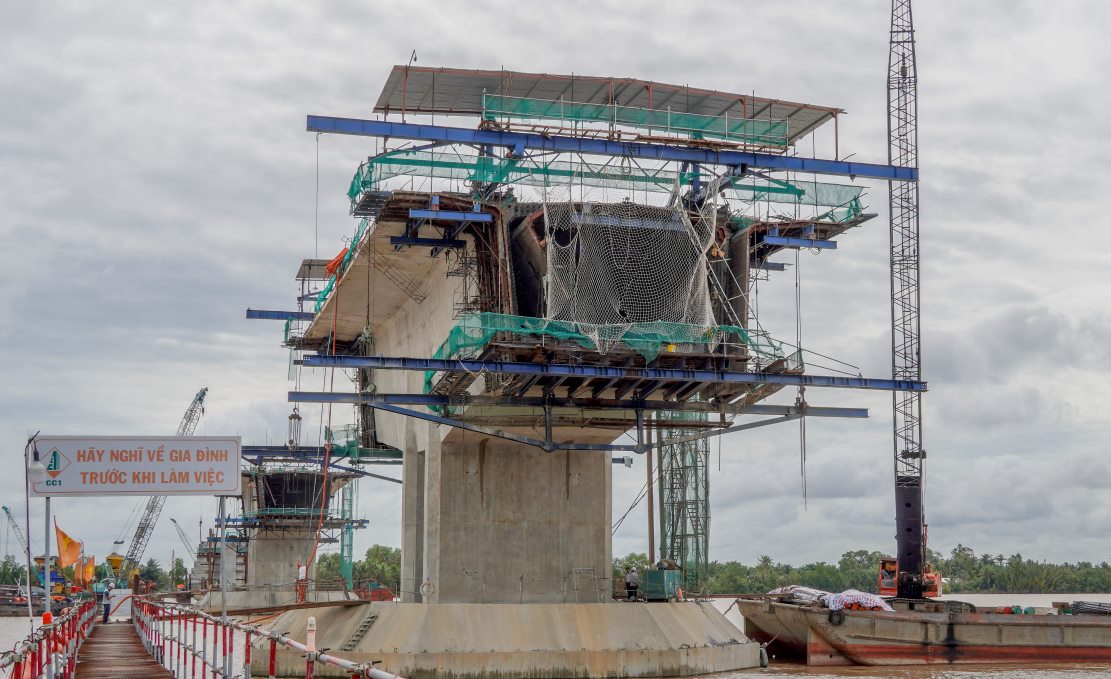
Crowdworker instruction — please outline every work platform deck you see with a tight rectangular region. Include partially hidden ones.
[427,337,802,426]
[74,622,172,678]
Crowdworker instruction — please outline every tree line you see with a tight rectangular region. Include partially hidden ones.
[0,547,403,593]
[0,554,188,589]
[315,545,401,592]
[5,543,1107,594]
[615,544,1111,594]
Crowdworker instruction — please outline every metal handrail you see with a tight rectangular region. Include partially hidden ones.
[132,597,404,679]
[0,598,97,679]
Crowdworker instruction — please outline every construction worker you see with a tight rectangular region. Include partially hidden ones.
[295,560,308,602]
[624,567,639,601]
[102,588,113,624]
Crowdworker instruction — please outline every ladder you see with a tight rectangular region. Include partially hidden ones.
[342,609,379,651]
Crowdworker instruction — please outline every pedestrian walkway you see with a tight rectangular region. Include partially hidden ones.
[74,622,173,678]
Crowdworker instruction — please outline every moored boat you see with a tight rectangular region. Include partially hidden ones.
[737,595,1111,666]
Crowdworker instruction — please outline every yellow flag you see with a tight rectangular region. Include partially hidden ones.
[84,555,95,584]
[54,519,82,570]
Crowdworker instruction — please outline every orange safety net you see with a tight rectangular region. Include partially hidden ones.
[324,247,349,277]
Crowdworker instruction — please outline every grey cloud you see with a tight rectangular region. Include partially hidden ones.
[4,0,1110,569]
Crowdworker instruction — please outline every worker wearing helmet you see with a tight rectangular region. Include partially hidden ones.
[624,567,639,601]
[102,588,113,624]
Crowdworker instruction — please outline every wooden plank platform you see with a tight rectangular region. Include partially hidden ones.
[74,622,172,678]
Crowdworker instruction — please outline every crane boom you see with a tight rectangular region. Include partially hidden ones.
[169,518,196,562]
[2,506,30,555]
[887,0,926,598]
[119,387,208,579]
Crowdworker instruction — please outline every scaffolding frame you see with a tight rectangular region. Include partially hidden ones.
[658,412,710,592]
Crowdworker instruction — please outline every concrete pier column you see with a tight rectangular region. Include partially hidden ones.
[422,427,443,603]
[400,419,425,603]
[418,435,612,603]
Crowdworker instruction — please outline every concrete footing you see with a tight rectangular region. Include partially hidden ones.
[193,589,352,613]
[252,601,761,678]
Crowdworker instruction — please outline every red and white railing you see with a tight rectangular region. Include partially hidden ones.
[0,599,97,679]
[132,597,404,679]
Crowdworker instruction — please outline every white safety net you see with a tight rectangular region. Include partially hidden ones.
[542,184,718,350]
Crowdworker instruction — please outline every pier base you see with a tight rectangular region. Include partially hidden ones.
[254,601,762,678]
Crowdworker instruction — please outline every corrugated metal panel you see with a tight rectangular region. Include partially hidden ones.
[373,66,841,145]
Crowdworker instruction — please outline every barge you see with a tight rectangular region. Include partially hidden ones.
[737,596,1111,666]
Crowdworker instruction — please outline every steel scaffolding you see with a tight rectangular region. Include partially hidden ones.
[339,478,356,589]
[658,412,710,592]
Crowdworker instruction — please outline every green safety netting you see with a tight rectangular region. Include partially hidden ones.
[322,425,361,459]
[422,312,785,394]
[482,94,789,147]
[349,149,865,212]
[313,218,373,314]
[321,426,402,460]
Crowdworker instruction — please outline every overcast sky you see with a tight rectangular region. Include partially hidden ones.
[2,1,1109,576]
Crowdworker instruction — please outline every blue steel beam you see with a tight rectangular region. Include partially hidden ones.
[368,401,634,452]
[430,219,475,257]
[246,309,315,321]
[307,115,918,182]
[243,443,626,467]
[659,415,801,448]
[760,235,838,250]
[300,355,926,392]
[408,209,493,222]
[362,402,803,454]
[287,391,869,419]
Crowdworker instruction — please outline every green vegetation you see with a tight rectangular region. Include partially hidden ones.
[3,542,1107,595]
[1,554,26,585]
[930,545,1111,593]
[316,545,401,592]
[613,545,1111,594]
[134,557,187,589]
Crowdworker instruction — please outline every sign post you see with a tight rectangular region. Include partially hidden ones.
[44,497,51,624]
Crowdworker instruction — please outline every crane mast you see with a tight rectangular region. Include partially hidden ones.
[169,518,196,562]
[888,0,926,599]
[2,506,30,556]
[119,387,208,579]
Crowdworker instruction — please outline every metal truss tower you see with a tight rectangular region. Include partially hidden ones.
[339,479,356,589]
[658,413,709,593]
[888,0,926,599]
[121,387,208,579]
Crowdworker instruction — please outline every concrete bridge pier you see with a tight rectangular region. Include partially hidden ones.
[402,424,613,604]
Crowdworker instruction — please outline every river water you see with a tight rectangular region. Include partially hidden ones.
[2,594,1109,677]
